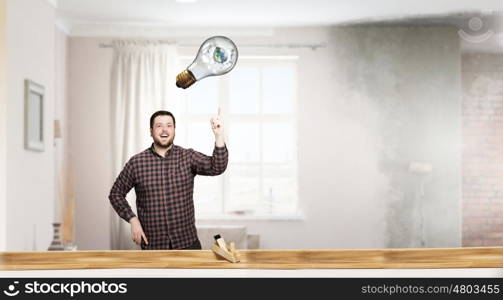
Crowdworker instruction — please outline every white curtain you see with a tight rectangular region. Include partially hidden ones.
[110,41,179,250]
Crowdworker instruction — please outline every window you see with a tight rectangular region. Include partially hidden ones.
[177,56,298,218]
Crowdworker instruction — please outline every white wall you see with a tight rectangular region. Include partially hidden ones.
[0,0,7,251]
[5,0,56,250]
[69,26,462,250]
[69,37,113,250]
[325,27,461,249]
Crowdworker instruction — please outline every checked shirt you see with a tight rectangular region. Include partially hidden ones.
[109,143,228,249]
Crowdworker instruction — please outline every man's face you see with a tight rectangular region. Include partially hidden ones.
[150,115,176,148]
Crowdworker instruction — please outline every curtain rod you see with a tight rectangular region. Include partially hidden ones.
[98,42,327,50]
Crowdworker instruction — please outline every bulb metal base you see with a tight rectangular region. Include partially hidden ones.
[176,70,196,89]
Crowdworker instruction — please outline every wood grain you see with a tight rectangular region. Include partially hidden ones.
[1,247,502,270]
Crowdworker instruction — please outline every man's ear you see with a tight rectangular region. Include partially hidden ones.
[150,128,153,137]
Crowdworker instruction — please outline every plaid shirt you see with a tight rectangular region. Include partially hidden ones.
[109,143,228,250]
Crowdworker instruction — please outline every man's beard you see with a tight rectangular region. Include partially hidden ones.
[153,136,174,148]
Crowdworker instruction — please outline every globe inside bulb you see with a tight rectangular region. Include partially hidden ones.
[188,36,238,80]
[213,47,227,63]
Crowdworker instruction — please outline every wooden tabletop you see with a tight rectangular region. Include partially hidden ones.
[1,247,503,270]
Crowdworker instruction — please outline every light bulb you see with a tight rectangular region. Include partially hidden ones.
[176,36,238,89]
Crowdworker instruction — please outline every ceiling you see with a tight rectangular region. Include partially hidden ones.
[53,0,503,52]
[54,0,503,27]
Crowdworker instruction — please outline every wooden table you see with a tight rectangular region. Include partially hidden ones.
[1,247,502,277]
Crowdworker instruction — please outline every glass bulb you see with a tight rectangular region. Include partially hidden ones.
[176,36,238,89]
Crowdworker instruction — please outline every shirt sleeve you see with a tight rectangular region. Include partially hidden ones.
[108,158,137,222]
[190,144,229,176]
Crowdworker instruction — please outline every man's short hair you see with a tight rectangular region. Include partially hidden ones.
[150,110,176,129]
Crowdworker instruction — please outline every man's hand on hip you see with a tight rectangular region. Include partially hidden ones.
[129,217,149,246]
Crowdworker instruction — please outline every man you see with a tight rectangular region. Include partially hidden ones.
[109,110,228,250]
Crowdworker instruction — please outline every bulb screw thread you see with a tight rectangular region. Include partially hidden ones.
[176,70,196,89]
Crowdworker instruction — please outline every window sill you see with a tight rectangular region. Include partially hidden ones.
[196,212,304,221]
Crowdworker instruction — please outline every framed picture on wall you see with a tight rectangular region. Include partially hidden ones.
[24,79,45,152]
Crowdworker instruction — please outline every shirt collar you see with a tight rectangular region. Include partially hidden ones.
[150,143,175,158]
